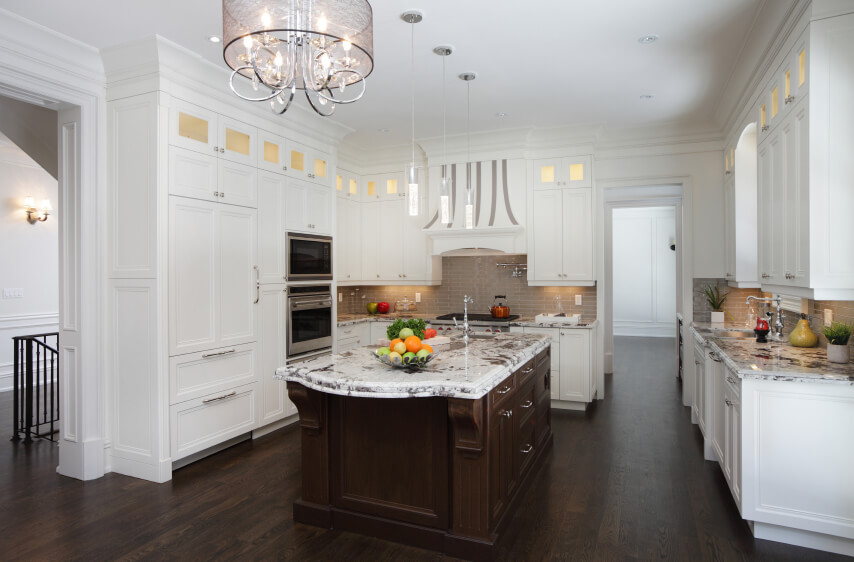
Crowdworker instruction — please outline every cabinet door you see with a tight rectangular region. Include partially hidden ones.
[258,130,288,175]
[565,156,592,188]
[489,404,516,521]
[724,176,736,280]
[306,185,332,235]
[402,208,427,281]
[727,384,741,505]
[361,202,380,280]
[285,141,312,181]
[790,33,809,103]
[170,99,217,155]
[310,151,330,186]
[258,284,291,424]
[216,205,257,347]
[784,100,810,286]
[693,352,704,428]
[169,146,219,202]
[561,188,594,282]
[343,198,362,281]
[363,175,381,201]
[257,171,287,283]
[711,358,725,465]
[377,200,403,280]
[170,197,217,355]
[532,158,562,189]
[766,75,783,133]
[218,160,258,209]
[524,327,560,399]
[284,179,309,232]
[758,132,784,284]
[558,330,590,402]
[218,115,256,166]
[531,190,564,281]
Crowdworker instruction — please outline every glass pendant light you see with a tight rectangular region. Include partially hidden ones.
[434,45,453,224]
[459,72,476,229]
[402,11,422,216]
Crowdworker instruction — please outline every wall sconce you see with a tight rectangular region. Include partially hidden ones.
[24,196,52,223]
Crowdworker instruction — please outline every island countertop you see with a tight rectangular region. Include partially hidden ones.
[276,332,550,399]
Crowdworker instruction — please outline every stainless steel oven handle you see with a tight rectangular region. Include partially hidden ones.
[253,266,260,304]
[290,299,333,309]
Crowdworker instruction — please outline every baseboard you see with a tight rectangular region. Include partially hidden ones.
[253,414,298,438]
[551,399,588,411]
[111,454,172,484]
[752,521,854,557]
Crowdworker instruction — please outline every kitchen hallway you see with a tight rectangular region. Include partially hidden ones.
[1,337,844,561]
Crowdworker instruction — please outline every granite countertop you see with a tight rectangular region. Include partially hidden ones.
[509,317,598,330]
[337,313,597,329]
[276,332,550,399]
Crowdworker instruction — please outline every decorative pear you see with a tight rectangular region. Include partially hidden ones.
[789,314,818,348]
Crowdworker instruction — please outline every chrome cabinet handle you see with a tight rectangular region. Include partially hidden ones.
[522,367,534,374]
[497,384,512,395]
[761,273,770,279]
[500,409,512,418]
[203,390,237,404]
[220,192,225,198]
[214,191,220,197]
[219,147,224,154]
[254,265,260,304]
[725,398,737,407]
[213,146,219,152]
[201,348,236,358]
[521,400,533,409]
[520,443,533,454]
[785,95,795,104]
[761,125,769,132]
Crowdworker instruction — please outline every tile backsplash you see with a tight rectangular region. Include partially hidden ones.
[341,255,597,321]
[692,278,764,326]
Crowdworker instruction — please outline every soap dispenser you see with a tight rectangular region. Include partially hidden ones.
[789,313,818,348]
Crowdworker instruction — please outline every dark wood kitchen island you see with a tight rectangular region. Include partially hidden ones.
[276,333,553,559]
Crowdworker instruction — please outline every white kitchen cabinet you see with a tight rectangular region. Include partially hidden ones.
[169,197,257,356]
[257,284,296,425]
[335,196,362,282]
[169,146,257,208]
[257,129,289,175]
[692,337,706,434]
[722,365,741,508]
[286,140,330,186]
[710,351,726,465]
[523,326,594,406]
[285,178,332,235]
[336,168,361,199]
[529,188,594,285]
[257,171,287,284]
[360,202,380,281]
[169,343,257,405]
[336,322,371,353]
[521,327,560,399]
[363,171,405,202]
[169,98,257,166]
[532,156,591,189]
[369,321,392,344]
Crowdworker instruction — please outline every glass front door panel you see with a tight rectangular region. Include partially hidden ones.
[291,150,305,172]
[290,307,332,345]
[178,112,209,144]
[225,128,251,155]
[314,158,327,179]
[263,141,279,164]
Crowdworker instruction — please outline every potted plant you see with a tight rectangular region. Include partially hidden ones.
[822,322,852,364]
[703,285,728,324]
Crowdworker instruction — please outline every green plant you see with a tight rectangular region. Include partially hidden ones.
[387,318,427,340]
[702,285,728,311]
[822,322,852,346]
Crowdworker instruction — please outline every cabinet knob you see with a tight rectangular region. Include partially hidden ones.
[376,274,380,278]
[761,125,769,132]
[520,443,533,454]
[220,148,224,154]
[761,273,770,279]
[785,95,795,105]
[213,146,218,152]
[214,191,219,197]
[221,192,225,198]
[283,166,288,171]
[500,409,512,418]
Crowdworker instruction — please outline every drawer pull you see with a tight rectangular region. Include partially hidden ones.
[724,398,737,407]
[497,384,512,395]
[500,409,513,418]
[201,348,236,358]
[203,390,237,404]
[521,367,534,374]
[520,443,533,454]
[708,351,721,362]
[520,399,533,409]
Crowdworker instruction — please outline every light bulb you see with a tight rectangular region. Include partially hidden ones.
[41,199,52,211]
[319,51,331,72]
[274,51,283,68]
[261,11,271,29]
[440,195,450,224]
[243,35,253,57]
[465,204,473,229]
[318,96,327,106]
[342,38,352,52]
[317,13,327,32]
[408,184,419,216]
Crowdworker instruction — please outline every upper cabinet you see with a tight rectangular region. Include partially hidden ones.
[286,140,331,187]
[363,171,406,202]
[529,187,594,285]
[759,30,809,143]
[336,168,361,199]
[170,99,257,167]
[257,130,289,175]
[284,178,332,236]
[532,156,592,189]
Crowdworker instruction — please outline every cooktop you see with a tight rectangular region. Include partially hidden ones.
[434,313,520,322]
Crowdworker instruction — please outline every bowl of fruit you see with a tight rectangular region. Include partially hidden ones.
[373,319,437,369]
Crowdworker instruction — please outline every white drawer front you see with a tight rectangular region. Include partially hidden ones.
[337,336,360,353]
[170,343,257,405]
[170,382,259,461]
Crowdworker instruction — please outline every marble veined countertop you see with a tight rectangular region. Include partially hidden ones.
[276,332,550,399]
[337,312,596,330]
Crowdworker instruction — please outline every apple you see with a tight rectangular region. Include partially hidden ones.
[367,302,378,314]
[399,327,415,339]
[392,341,407,355]
[377,301,390,314]
[403,351,416,363]
[388,351,402,364]
[376,347,390,356]
[416,349,430,360]
[424,328,437,339]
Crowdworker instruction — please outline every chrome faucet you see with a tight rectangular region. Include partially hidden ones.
[746,295,784,338]
[463,295,474,344]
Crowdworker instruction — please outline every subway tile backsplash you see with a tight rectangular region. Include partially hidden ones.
[341,255,597,321]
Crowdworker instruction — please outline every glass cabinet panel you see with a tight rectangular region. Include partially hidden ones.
[349,179,358,195]
[178,112,209,144]
[785,70,791,99]
[291,150,305,172]
[225,127,251,156]
[367,181,376,197]
[761,104,767,129]
[336,175,343,191]
[771,86,779,118]
[798,49,806,86]
[386,178,398,195]
[540,165,556,184]
[314,158,327,179]
[568,163,584,182]
[263,141,279,164]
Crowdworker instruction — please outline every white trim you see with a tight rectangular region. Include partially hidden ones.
[613,321,677,338]
[0,312,59,329]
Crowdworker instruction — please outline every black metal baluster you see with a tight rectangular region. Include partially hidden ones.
[24,339,33,443]
[50,353,55,438]
[12,339,19,441]
[35,346,41,436]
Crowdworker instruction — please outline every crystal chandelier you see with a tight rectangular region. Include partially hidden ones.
[222,0,374,117]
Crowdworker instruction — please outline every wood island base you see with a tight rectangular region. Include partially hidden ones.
[286,347,552,560]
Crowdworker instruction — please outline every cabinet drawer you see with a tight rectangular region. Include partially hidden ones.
[170,381,259,461]
[535,407,550,448]
[490,373,516,409]
[518,378,536,426]
[724,368,741,399]
[518,357,537,386]
[336,336,360,353]
[517,414,537,477]
[169,343,257,405]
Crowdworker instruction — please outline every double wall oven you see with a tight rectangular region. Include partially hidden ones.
[287,285,333,359]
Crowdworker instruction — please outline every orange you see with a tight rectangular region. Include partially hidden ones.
[420,344,433,354]
[389,338,403,350]
[404,335,422,353]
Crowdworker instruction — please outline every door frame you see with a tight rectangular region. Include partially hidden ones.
[0,12,106,480]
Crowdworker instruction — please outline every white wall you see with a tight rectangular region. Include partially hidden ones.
[613,206,676,337]
[0,130,58,391]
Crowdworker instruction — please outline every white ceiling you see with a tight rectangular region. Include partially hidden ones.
[0,0,768,148]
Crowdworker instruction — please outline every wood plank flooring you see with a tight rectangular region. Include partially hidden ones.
[1,336,847,560]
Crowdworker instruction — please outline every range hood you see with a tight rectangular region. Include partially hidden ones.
[423,159,526,255]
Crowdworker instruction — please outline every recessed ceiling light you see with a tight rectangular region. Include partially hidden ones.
[640,94,655,100]
[208,36,221,43]
[378,128,390,133]
[638,34,659,44]
[495,112,507,118]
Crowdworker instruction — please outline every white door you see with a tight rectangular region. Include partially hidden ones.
[337,197,361,282]
[217,205,258,347]
[361,202,380,280]
[306,185,332,235]
[786,100,810,286]
[377,200,403,280]
[769,131,786,284]
[169,99,217,155]
[257,171,286,284]
[724,176,736,280]
[561,188,593,282]
[559,330,590,402]
[217,115,256,166]
[284,179,310,232]
[169,146,218,202]
[217,160,258,208]
[258,284,291,424]
[257,130,287,175]
[169,197,217,355]
[532,190,563,281]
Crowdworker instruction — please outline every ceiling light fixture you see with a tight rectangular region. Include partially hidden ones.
[459,72,476,230]
[434,45,453,225]
[208,35,222,43]
[402,10,422,217]
[638,34,659,44]
[222,0,374,117]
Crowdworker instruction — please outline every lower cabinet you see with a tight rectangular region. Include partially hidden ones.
[258,284,296,425]
[710,351,726,464]
[521,327,595,406]
[369,320,392,344]
[336,322,371,352]
[722,364,742,508]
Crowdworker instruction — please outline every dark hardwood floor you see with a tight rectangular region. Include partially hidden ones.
[1,336,847,560]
